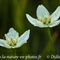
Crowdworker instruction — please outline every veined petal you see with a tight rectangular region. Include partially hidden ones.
[48,20,60,27]
[36,4,50,20]
[11,41,27,48]
[0,39,11,48]
[51,6,60,22]
[26,14,48,27]
[35,20,48,28]
[18,30,30,43]
[26,14,37,26]
[5,28,19,40]
[14,30,30,48]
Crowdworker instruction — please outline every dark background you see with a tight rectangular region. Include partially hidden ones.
[0,0,60,60]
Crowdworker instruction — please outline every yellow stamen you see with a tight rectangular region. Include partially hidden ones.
[40,15,51,24]
[6,37,18,46]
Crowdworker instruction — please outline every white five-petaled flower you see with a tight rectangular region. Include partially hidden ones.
[26,5,60,28]
[0,28,30,49]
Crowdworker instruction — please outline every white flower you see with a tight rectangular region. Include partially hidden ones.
[0,28,30,49]
[26,5,60,28]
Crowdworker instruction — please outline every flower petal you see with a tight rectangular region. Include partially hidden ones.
[26,14,37,26]
[35,20,48,28]
[0,39,11,48]
[18,30,30,42]
[26,14,48,28]
[14,30,30,48]
[51,6,60,22]
[36,4,50,20]
[11,41,27,48]
[5,28,19,40]
[48,20,60,27]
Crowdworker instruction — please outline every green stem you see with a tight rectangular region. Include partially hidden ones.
[41,28,55,60]
[46,28,54,53]
[12,49,17,60]
[6,49,17,60]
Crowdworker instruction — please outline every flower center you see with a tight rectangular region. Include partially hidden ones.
[6,37,18,46]
[40,16,51,24]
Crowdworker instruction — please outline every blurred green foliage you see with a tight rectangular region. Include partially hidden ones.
[0,0,60,60]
